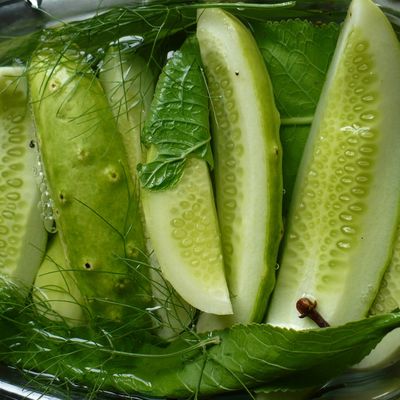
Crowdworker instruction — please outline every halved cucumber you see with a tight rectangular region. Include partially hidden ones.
[266,0,400,328]
[197,8,282,323]
[33,234,86,326]
[0,67,47,287]
[142,156,232,315]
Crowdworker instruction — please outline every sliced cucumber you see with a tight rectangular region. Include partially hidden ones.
[197,8,282,323]
[142,156,232,315]
[266,0,400,328]
[33,235,86,326]
[0,67,47,287]
[99,46,154,178]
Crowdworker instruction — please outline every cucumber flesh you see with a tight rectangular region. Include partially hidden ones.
[266,0,400,328]
[0,67,47,287]
[34,235,86,326]
[142,155,232,315]
[197,8,282,323]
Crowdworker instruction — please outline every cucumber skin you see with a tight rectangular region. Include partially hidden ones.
[34,234,87,326]
[99,47,154,180]
[28,49,152,324]
[197,9,282,323]
[267,0,400,328]
[0,67,47,288]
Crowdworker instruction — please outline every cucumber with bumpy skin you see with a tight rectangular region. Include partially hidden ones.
[0,67,47,287]
[197,8,282,324]
[267,0,400,329]
[28,49,152,325]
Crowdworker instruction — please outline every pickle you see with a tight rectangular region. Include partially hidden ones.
[0,67,47,287]
[267,0,400,328]
[28,49,152,324]
[197,8,282,323]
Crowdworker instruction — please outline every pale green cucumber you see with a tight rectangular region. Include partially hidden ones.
[267,0,400,329]
[99,46,154,178]
[142,155,232,315]
[354,224,400,370]
[197,8,282,323]
[33,234,86,326]
[29,49,152,324]
[0,67,47,287]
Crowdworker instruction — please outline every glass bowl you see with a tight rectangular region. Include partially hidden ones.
[0,1,400,399]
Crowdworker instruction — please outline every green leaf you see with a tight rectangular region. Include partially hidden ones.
[138,36,213,190]
[251,20,340,213]
[3,276,400,400]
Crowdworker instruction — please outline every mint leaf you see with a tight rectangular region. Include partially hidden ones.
[138,36,212,190]
[252,20,340,213]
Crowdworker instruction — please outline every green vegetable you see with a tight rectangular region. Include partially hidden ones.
[267,0,400,328]
[197,8,282,324]
[28,48,152,325]
[140,37,232,315]
[1,274,400,398]
[0,66,47,288]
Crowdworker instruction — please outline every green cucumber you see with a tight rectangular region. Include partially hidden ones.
[0,67,47,287]
[266,0,400,328]
[141,37,231,315]
[28,49,152,324]
[33,234,86,326]
[142,155,232,315]
[197,8,282,323]
[99,46,154,179]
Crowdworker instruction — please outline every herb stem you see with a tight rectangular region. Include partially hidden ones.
[296,297,330,328]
